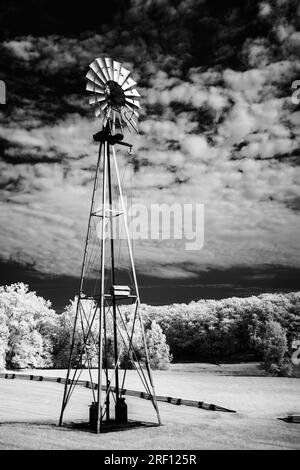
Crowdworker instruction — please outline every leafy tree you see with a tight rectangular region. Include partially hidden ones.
[52,297,83,368]
[0,308,9,370]
[260,321,291,376]
[144,320,172,370]
[52,297,103,369]
[0,283,58,369]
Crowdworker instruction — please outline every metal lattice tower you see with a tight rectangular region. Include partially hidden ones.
[58,58,161,433]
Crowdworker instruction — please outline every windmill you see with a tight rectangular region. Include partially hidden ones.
[58,58,161,433]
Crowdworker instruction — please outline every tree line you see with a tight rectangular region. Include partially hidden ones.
[0,283,299,375]
[139,292,300,376]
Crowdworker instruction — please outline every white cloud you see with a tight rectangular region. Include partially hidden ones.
[3,39,40,61]
[181,135,209,160]
[218,102,256,143]
[259,2,272,17]
[241,136,296,159]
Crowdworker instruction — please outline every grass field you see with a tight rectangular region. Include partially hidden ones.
[0,363,299,450]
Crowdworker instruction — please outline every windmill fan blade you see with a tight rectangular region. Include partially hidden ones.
[123,114,138,133]
[86,69,105,87]
[118,67,131,86]
[128,121,138,133]
[125,103,139,118]
[105,57,114,80]
[96,58,110,82]
[113,60,122,82]
[122,77,137,91]
[124,89,141,98]
[89,89,105,98]
[125,98,141,109]
[86,81,105,94]
[95,102,108,117]
[89,95,106,105]
[123,110,138,129]
[90,60,108,84]
[130,118,138,132]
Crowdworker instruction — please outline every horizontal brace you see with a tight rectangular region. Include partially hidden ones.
[91,211,123,218]
[104,294,137,301]
[78,295,137,302]
[79,295,100,301]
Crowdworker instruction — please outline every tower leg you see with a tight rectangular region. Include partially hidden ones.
[107,142,120,404]
[111,145,162,426]
[59,142,103,427]
[96,140,108,433]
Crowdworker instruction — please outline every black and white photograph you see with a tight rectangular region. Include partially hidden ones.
[0,0,299,454]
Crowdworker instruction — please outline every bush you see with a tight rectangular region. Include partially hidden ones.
[145,321,172,370]
[260,321,292,376]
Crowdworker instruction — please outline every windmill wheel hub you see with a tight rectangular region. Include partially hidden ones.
[105,80,126,109]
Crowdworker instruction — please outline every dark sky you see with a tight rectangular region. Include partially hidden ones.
[0,0,299,310]
[1,260,299,312]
